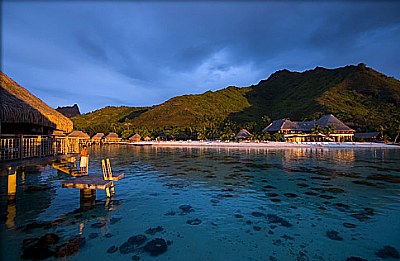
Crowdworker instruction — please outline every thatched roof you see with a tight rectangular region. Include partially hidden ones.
[68,130,90,139]
[264,119,299,132]
[0,72,73,132]
[144,136,151,141]
[315,114,354,131]
[105,132,120,139]
[264,114,354,132]
[92,133,105,139]
[129,133,141,140]
[236,129,252,139]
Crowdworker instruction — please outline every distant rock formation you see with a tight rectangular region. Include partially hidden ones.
[56,104,81,118]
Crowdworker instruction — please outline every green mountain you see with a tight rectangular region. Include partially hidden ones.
[72,106,150,135]
[72,64,400,139]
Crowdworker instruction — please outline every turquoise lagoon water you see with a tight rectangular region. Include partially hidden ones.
[1,145,400,261]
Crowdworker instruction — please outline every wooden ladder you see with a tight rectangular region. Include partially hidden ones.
[102,159,114,197]
[101,159,124,197]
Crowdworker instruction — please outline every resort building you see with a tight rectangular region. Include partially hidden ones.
[104,132,121,143]
[129,133,141,142]
[264,114,355,142]
[91,133,105,144]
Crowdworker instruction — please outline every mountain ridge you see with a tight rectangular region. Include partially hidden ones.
[71,64,400,139]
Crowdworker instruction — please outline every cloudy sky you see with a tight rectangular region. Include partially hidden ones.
[3,1,400,113]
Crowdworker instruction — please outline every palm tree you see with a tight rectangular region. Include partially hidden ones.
[262,115,271,126]
[310,124,324,142]
[323,124,336,141]
[272,133,284,142]
[392,120,400,143]
[379,124,387,138]
[311,124,324,134]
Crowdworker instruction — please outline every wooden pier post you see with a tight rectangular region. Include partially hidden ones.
[6,167,17,229]
[7,167,17,203]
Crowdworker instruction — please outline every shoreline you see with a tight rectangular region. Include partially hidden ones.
[126,141,400,149]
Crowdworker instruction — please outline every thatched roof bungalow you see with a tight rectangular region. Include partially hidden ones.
[68,130,90,140]
[91,133,105,143]
[129,134,141,142]
[144,136,151,141]
[236,129,252,140]
[0,72,73,134]
[104,132,121,143]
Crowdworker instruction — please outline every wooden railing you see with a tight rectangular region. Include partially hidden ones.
[0,134,86,161]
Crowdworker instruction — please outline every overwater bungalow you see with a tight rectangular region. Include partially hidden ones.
[1,72,73,161]
[91,133,105,144]
[264,114,355,142]
[129,133,141,142]
[67,130,90,153]
[104,132,121,143]
[236,129,252,140]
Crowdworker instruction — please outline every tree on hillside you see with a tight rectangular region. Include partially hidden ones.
[121,129,133,140]
[262,115,271,126]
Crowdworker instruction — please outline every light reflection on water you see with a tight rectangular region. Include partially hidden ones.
[1,145,400,261]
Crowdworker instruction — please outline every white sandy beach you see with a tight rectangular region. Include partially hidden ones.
[128,140,399,149]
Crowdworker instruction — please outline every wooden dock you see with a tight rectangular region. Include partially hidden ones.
[52,161,83,176]
[61,175,114,190]
[61,159,124,201]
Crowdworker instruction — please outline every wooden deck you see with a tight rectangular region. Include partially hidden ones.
[61,175,113,190]
[51,161,83,176]
[61,158,124,199]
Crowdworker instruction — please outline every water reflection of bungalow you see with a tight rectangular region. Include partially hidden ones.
[282,147,355,164]
[91,133,105,144]
[236,129,252,140]
[264,114,354,142]
[104,132,121,143]
[129,133,141,142]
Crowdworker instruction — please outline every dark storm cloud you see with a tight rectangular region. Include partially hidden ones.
[308,2,400,49]
[2,1,400,112]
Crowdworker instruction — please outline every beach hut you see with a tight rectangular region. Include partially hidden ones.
[144,136,151,141]
[0,72,73,135]
[129,133,141,142]
[104,132,121,143]
[91,133,105,144]
[236,129,252,140]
